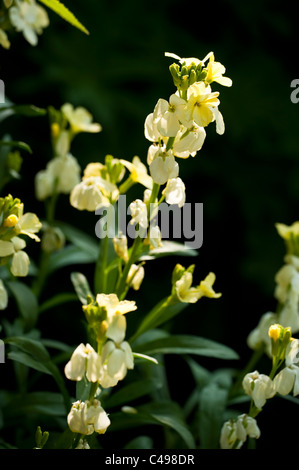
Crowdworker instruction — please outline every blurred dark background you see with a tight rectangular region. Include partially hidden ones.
[1,0,299,448]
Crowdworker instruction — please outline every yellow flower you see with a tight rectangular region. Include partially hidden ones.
[120,156,153,189]
[185,82,224,133]
[61,103,102,134]
[175,270,221,303]
[205,53,232,87]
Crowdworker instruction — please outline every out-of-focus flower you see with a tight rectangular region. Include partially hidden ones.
[70,176,118,211]
[61,103,102,134]
[35,154,81,200]
[113,232,129,263]
[120,156,153,189]
[220,414,260,449]
[0,279,8,310]
[0,29,10,49]
[242,371,276,409]
[127,263,145,290]
[9,0,49,46]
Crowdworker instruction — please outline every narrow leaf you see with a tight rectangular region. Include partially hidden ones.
[38,0,89,35]
[6,281,38,330]
[70,272,93,305]
[134,335,239,360]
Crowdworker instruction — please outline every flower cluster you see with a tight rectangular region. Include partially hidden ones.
[0,194,41,309]
[221,323,298,449]
[65,293,136,436]
[145,52,232,187]
[247,222,299,355]
[0,0,49,49]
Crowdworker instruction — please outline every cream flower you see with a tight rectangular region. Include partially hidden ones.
[163,177,186,208]
[242,371,276,409]
[70,176,117,211]
[0,279,8,310]
[95,293,137,343]
[129,199,148,229]
[220,414,260,449]
[127,264,145,290]
[147,225,163,249]
[35,154,81,200]
[175,271,221,303]
[67,399,110,435]
[273,339,299,396]
[113,232,129,262]
[99,340,134,388]
[0,237,30,277]
[64,343,101,383]
[61,103,102,134]
[247,312,278,355]
[154,95,187,137]
[185,82,224,134]
[149,153,179,185]
[120,156,153,189]
[0,29,10,49]
[205,53,232,87]
[144,113,163,143]
[173,124,206,158]
[9,0,49,46]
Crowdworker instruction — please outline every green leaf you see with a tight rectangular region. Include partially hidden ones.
[46,244,97,274]
[5,392,65,417]
[0,103,47,121]
[104,378,162,410]
[6,281,38,330]
[124,436,154,449]
[39,292,78,314]
[134,334,239,360]
[70,272,94,305]
[4,336,71,411]
[139,241,198,261]
[198,383,228,449]
[0,140,32,153]
[130,297,189,343]
[55,221,99,257]
[109,401,195,449]
[38,0,89,35]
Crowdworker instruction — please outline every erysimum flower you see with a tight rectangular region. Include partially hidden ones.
[35,154,81,200]
[61,103,102,134]
[127,264,145,290]
[99,340,134,388]
[129,199,148,229]
[120,156,153,189]
[149,152,179,185]
[9,0,49,46]
[0,279,8,310]
[67,399,110,435]
[70,176,118,211]
[242,371,276,409]
[173,124,206,159]
[185,82,224,134]
[64,343,101,383]
[205,53,232,87]
[175,269,221,303]
[273,339,299,396]
[220,414,260,449]
[162,177,186,208]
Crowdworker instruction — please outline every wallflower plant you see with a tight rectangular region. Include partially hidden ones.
[1,4,298,452]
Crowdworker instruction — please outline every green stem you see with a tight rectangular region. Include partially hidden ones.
[94,234,109,294]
